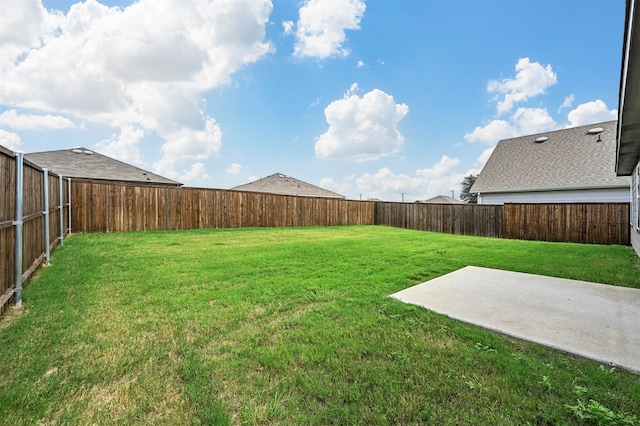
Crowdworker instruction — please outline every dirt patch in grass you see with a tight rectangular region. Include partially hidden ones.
[0,304,24,329]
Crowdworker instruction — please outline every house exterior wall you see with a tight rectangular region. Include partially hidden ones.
[477,187,630,205]
[631,164,640,256]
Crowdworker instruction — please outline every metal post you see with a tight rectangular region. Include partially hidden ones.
[59,176,64,245]
[67,177,72,234]
[43,169,50,264]
[14,153,24,306]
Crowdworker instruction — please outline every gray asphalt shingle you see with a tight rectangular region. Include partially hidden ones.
[25,147,181,186]
[231,173,345,198]
[471,121,630,193]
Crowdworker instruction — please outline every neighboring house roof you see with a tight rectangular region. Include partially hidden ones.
[230,173,345,198]
[416,195,464,204]
[25,147,182,186]
[471,121,630,194]
[616,0,640,176]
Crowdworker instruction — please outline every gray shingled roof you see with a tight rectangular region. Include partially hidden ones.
[471,121,630,194]
[416,195,464,204]
[25,147,181,186]
[231,173,345,198]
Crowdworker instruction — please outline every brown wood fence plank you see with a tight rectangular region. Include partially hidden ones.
[1,149,69,313]
[502,203,629,245]
[68,181,628,246]
[71,182,377,232]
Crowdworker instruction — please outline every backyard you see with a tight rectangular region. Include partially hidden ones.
[1,225,639,425]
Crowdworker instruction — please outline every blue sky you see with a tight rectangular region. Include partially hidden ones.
[0,0,624,201]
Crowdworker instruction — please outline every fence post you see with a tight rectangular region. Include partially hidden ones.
[43,169,50,264]
[67,177,72,234]
[14,153,24,306]
[59,176,64,245]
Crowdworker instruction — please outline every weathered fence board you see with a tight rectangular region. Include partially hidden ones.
[503,203,629,245]
[1,146,70,314]
[374,202,505,238]
[71,182,375,233]
[72,181,629,246]
[375,201,629,245]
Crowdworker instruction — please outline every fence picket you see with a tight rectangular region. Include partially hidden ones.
[1,148,70,314]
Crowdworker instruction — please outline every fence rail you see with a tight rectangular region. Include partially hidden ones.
[0,146,70,314]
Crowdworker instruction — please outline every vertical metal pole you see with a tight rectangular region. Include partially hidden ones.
[59,176,64,245]
[14,153,24,306]
[67,177,72,234]
[43,169,50,264]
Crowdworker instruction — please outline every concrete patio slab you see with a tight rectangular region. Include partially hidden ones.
[390,266,640,373]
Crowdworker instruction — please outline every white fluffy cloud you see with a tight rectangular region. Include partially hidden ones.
[0,109,75,130]
[0,0,51,48]
[154,118,223,178]
[487,58,557,114]
[511,107,557,135]
[464,120,518,145]
[464,107,557,144]
[566,100,617,127]
[96,124,144,165]
[559,94,575,111]
[226,163,242,175]
[179,162,209,181]
[354,156,466,201]
[290,0,365,59]
[282,20,294,35]
[0,0,273,175]
[319,177,352,196]
[315,85,409,161]
[416,155,460,178]
[0,129,22,151]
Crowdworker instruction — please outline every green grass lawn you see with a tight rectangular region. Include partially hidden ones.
[1,226,639,425]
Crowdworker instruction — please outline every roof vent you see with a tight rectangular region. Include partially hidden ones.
[534,136,548,143]
[588,127,604,135]
[72,149,83,154]
[83,150,94,155]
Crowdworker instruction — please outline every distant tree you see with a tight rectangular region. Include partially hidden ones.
[460,174,478,204]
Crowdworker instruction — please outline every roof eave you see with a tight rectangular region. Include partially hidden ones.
[472,183,630,194]
[616,0,640,176]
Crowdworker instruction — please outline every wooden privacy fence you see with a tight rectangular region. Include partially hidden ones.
[374,202,504,238]
[503,202,630,245]
[0,146,70,314]
[71,181,629,246]
[374,201,630,245]
[71,181,374,232]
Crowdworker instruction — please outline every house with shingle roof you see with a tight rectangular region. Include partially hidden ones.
[616,0,640,255]
[415,195,464,204]
[230,173,345,199]
[25,147,181,186]
[471,120,630,204]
